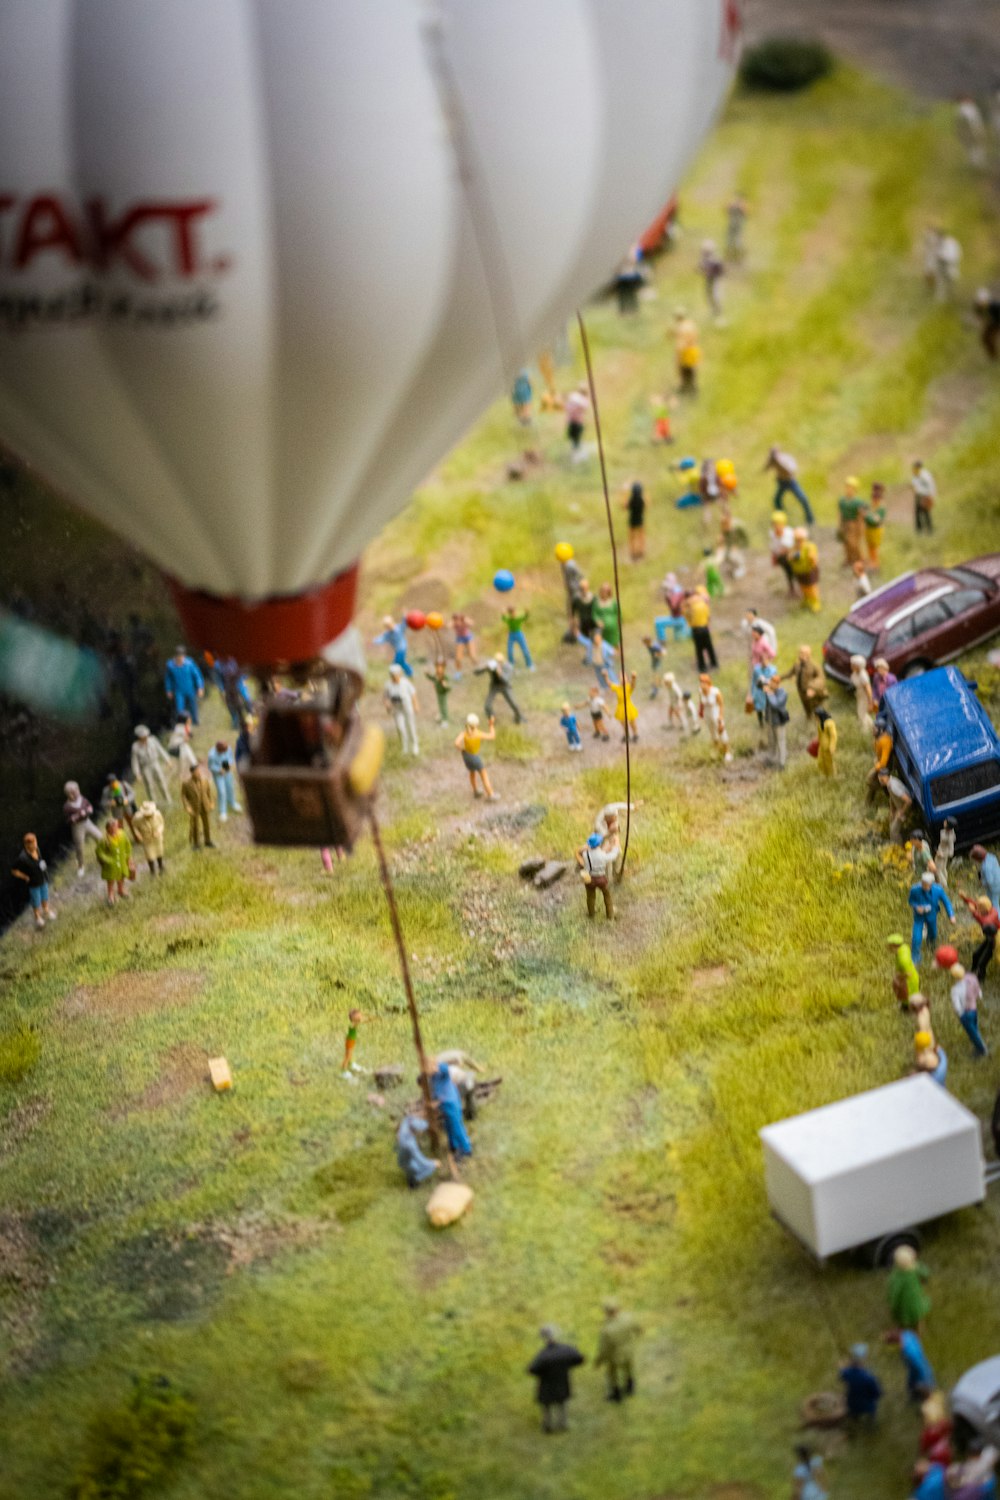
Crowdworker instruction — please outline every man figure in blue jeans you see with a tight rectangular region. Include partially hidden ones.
[908,870,956,964]
[764,446,814,524]
[164,645,205,725]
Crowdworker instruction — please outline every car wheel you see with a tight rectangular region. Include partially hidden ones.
[903,660,930,679]
[870,1228,922,1268]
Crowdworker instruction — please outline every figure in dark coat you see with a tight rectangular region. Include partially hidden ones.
[527,1326,585,1433]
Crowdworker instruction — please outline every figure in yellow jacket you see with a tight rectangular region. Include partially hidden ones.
[816,708,838,776]
[790,528,821,612]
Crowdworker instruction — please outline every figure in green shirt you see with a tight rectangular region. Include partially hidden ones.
[501,606,533,669]
[837,475,867,567]
[887,932,920,1005]
[425,660,454,724]
[591,583,621,647]
[887,1244,931,1331]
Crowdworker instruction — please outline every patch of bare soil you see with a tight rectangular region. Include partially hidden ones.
[690,965,730,994]
[63,967,203,1021]
[115,1043,207,1116]
[415,1232,468,1292]
[0,1095,50,1160]
[205,1210,332,1273]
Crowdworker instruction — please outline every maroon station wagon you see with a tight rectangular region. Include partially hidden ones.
[823,555,1000,685]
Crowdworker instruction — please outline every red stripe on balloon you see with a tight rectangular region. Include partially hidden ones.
[168,563,359,666]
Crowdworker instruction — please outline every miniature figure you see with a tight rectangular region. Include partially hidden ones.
[395,1114,439,1188]
[725,193,748,261]
[424,660,453,725]
[870,657,898,710]
[63,780,102,878]
[207,740,242,820]
[718,511,748,581]
[887,933,921,1004]
[180,760,217,851]
[743,608,778,668]
[790,528,821,612]
[673,308,701,396]
[879,770,914,845]
[163,644,205,724]
[837,477,866,567]
[622,481,647,561]
[838,1344,882,1423]
[168,714,198,781]
[527,1325,586,1434]
[475,656,522,724]
[683,588,718,672]
[764,447,814,524]
[749,660,777,744]
[932,229,962,302]
[576,832,619,920]
[511,368,533,425]
[853,559,872,597]
[101,773,137,834]
[762,673,790,769]
[591,583,621,650]
[791,1445,829,1500]
[662,672,686,731]
[95,819,133,906]
[815,707,838,776]
[501,603,533,669]
[451,612,478,673]
[864,483,887,569]
[655,571,691,643]
[784,644,828,718]
[969,844,1000,905]
[916,1029,945,1090]
[866,716,894,799]
[436,1048,485,1121]
[935,819,957,887]
[956,891,999,983]
[589,628,619,688]
[131,800,166,877]
[910,831,934,880]
[769,510,797,596]
[950,963,988,1057]
[11,833,56,929]
[430,1060,473,1156]
[649,393,672,445]
[384,665,420,756]
[888,1245,931,1332]
[911,460,937,534]
[594,802,638,842]
[849,656,875,735]
[918,1391,953,1468]
[908,870,956,965]
[131,725,173,806]
[556,543,584,642]
[698,675,732,763]
[340,1008,369,1080]
[698,238,725,320]
[640,634,664,697]
[600,669,639,742]
[580,686,611,742]
[572,579,597,661]
[455,713,497,800]
[595,1299,641,1402]
[700,546,724,599]
[974,287,1000,360]
[564,383,590,461]
[373,615,413,678]
[890,1328,935,1402]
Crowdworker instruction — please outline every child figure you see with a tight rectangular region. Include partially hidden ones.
[451,612,477,674]
[425,659,453,724]
[698,675,732,762]
[641,635,664,697]
[649,394,673,445]
[340,1007,370,1082]
[581,687,610,741]
[455,713,497,799]
[853,558,872,597]
[559,703,583,752]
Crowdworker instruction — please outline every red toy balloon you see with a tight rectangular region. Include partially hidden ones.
[405,610,427,631]
[934,944,959,970]
[806,737,819,759]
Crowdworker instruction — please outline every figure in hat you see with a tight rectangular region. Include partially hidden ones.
[908,870,955,965]
[131,800,166,876]
[576,832,619,920]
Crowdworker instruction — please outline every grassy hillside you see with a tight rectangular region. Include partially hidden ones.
[1,68,999,1500]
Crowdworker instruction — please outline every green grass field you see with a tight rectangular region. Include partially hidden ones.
[2,68,1000,1499]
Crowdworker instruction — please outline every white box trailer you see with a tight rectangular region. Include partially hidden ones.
[759,1076,987,1262]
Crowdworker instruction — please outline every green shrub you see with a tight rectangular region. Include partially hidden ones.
[70,1376,195,1500]
[0,1026,40,1084]
[739,36,833,92]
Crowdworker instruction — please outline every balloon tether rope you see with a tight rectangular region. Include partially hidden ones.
[577,310,631,879]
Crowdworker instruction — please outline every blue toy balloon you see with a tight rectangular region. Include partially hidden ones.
[677,456,697,472]
[493,569,515,593]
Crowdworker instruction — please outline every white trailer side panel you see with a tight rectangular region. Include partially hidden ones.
[759,1076,985,1259]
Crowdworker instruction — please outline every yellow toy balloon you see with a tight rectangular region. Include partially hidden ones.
[716,459,735,476]
[426,611,444,631]
[554,542,574,563]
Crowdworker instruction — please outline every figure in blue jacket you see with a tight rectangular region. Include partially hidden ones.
[373,615,412,677]
[207,740,242,821]
[430,1061,472,1157]
[395,1114,439,1188]
[164,646,205,724]
[908,871,955,964]
[898,1329,935,1401]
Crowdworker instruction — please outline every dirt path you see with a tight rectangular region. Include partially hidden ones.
[745,0,1000,98]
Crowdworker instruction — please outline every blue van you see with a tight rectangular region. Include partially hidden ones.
[882,666,1000,847]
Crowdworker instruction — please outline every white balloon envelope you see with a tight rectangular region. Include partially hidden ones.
[0,0,737,662]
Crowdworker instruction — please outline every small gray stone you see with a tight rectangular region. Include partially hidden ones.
[373,1065,405,1089]
[518,857,546,879]
[533,861,568,889]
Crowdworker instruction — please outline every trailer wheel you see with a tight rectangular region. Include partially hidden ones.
[871,1228,921,1268]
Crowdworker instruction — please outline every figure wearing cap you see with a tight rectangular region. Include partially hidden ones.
[131,800,166,876]
[163,645,205,724]
[576,832,619,921]
[838,1343,882,1421]
[908,871,955,966]
[130,725,174,805]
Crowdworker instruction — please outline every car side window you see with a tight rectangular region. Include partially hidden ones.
[884,617,915,647]
[911,600,952,635]
[942,588,986,618]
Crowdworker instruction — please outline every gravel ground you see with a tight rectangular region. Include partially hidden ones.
[745,0,1000,98]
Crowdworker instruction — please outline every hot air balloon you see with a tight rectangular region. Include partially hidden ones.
[0,1,737,845]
